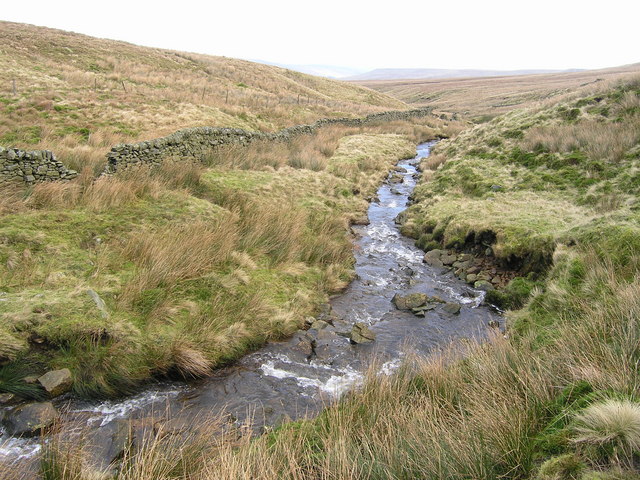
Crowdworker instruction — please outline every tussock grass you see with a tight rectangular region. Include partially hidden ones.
[122,219,236,297]
[573,400,640,467]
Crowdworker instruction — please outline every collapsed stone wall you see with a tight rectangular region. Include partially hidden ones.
[0,147,77,184]
[103,108,433,174]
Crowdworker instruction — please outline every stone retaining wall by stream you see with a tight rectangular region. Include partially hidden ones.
[0,108,432,183]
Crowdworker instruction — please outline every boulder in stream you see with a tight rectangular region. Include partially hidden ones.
[423,249,446,268]
[443,302,462,315]
[392,292,428,310]
[474,280,495,292]
[388,173,403,184]
[2,401,58,436]
[349,323,376,344]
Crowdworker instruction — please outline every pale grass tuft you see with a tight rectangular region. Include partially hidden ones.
[171,341,212,378]
[230,250,258,270]
[231,268,250,285]
[27,180,81,208]
[573,399,640,466]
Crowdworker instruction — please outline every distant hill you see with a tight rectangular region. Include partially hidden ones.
[345,67,582,81]
[254,61,369,79]
[355,63,640,118]
[0,21,405,171]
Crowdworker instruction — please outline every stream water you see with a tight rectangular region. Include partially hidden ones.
[1,142,501,473]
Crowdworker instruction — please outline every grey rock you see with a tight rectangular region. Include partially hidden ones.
[423,249,445,266]
[474,280,495,292]
[0,393,16,405]
[87,289,110,318]
[310,320,329,330]
[443,303,461,314]
[392,293,428,310]
[38,368,73,397]
[441,254,457,266]
[349,323,376,344]
[2,402,58,436]
[23,375,39,384]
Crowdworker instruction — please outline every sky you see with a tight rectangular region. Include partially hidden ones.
[2,0,639,72]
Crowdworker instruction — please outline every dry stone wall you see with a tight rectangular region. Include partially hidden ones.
[103,108,433,174]
[0,108,433,183]
[0,147,77,184]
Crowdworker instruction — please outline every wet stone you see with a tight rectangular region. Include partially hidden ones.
[0,393,16,405]
[443,303,461,315]
[474,280,495,292]
[441,254,457,266]
[349,323,376,344]
[310,320,329,330]
[392,292,428,310]
[2,401,58,436]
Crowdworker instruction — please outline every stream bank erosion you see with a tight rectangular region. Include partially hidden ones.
[1,141,501,474]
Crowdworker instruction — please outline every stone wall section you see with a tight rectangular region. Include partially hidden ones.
[0,108,432,183]
[103,108,433,174]
[0,147,77,184]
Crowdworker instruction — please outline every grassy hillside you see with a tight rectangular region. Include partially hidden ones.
[50,75,640,480]
[0,21,405,173]
[356,64,640,121]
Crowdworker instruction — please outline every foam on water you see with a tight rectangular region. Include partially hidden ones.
[71,386,185,427]
[0,432,42,460]
[259,354,406,399]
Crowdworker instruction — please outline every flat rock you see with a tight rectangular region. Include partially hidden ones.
[388,173,403,184]
[87,289,110,319]
[350,323,376,344]
[443,303,461,314]
[310,320,329,330]
[392,293,428,310]
[38,368,73,397]
[0,393,16,405]
[2,401,58,436]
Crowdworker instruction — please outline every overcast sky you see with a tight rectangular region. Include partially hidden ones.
[3,0,639,72]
